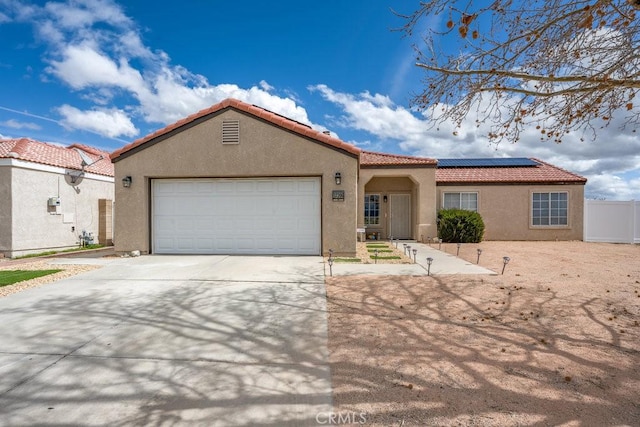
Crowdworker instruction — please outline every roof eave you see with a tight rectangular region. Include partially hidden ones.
[436,180,587,185]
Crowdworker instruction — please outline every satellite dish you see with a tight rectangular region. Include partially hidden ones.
[75,148,103,167]
[65,169,85,186]
[64,148,103,187]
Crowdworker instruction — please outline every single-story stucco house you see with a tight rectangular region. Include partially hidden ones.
[0,138,114,258]
[110,98,586,257]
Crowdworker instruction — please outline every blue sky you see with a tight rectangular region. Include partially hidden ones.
[1,0,638,200]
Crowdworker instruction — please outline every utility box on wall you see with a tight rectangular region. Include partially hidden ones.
[48,197,61,207]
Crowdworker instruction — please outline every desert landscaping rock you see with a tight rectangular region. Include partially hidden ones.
[326,241,640,426]
[0,260,100,298]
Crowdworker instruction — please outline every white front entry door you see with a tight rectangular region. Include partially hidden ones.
[152,177,321,255]
[389,194,411,239]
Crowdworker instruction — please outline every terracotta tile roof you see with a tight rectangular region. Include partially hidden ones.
[111,98,361,160]
[436,158,587,184]
[0,138,114,177]
[360,150,437,166]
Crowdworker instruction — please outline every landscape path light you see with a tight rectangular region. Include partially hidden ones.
[374,249,379,264]
[327,249,334,277]
[502,256,511,275]
[456,243,462,256]
[403,243,408,255]
[438,239,443,250]
[412,248,417,263]
[407,245,412,257]
[476,248,482,264]
[427,236,431,247]
[426,257,434,276]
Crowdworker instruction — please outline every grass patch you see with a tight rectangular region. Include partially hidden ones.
[366,244,388,248]
[0,270,63,287]
[371,256,402,260]
[333,258,362,263]
[14,244,104,259]
[368,249,393,253]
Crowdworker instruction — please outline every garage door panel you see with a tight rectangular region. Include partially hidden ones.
[153,178,321,254]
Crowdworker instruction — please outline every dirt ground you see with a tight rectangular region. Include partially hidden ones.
[326,241,640,426]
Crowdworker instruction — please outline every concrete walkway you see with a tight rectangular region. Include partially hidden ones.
[0,256,331,426]
[329,242,496,276]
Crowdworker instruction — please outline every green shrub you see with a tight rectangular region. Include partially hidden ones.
[437,209,485,243]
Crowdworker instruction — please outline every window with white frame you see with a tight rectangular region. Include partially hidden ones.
[443,192,478,211]
[532,192,568,226]
[364,194,380,225]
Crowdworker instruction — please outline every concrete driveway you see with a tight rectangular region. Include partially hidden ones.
[0,256,331,426]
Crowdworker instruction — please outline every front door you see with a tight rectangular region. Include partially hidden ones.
[389,194,411,239]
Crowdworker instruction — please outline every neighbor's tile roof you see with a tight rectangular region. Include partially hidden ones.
[111,98,361,160]
[436,158,587,184]
[360,150,437,166]
[0,138,114,177]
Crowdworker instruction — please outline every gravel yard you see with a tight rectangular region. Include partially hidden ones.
[326,241,640,426]
[0,260,100,298]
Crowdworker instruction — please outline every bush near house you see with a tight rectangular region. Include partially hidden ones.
[437,209,485,243]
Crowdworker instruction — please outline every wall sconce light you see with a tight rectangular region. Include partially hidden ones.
[122,176,132,188]
[383,195,388,203]
[334,172,342,185]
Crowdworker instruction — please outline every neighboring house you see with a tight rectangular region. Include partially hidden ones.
[0,138,114,258]
[110,98,587,257]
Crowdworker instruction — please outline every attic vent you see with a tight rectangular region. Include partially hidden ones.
[222,120,240,144]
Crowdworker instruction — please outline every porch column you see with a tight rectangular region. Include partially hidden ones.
[415,178,438,242]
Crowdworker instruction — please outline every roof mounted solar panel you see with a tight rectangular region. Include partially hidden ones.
[437,158,539,168]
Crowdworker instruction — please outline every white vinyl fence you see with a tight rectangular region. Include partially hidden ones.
[584,199,640,243]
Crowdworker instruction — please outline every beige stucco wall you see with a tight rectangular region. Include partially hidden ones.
[113,109,359,256]
[7,166,114,257]
[0,166,12,254]
[358,167,437,241]
[436,184,585,240]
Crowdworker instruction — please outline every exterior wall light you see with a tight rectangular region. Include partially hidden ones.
[334,172,342,185]
[383,195,388,203]
[122,176,132,188]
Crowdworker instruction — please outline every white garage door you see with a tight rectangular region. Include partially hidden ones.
[152,178,321,255]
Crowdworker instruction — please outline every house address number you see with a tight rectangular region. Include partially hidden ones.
[332,190,345,201]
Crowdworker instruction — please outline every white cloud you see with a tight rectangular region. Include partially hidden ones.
[259,80,274,92]
[35,5,320,132]
[48,42,145,91]
[57,104,138,138]
[44,0,131,30]
[1,119,41,130]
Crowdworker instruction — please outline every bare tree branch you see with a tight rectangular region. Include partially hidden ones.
[399,0,640,143]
